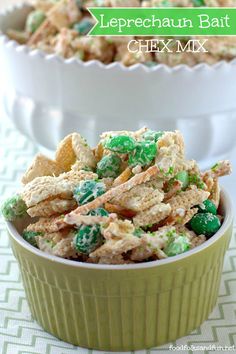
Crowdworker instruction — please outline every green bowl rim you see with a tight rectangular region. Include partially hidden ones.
[6,187,233,270]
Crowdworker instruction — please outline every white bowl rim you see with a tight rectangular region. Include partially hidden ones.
[1,3,236,73]
[6,187,234,270]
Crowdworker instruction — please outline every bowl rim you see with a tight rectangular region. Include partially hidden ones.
[1,3,236,74]
[6,187,234,270]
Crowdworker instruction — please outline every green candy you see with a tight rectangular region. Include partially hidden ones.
[164,236,190,257]
[73,19,94,35]
[142,130,164,143]
[73,180,106,205]
[96,154,121,178]
[190,213,221,238]
[105,135,136,154]
[74,224,101,254]
[22,231,42,247]
[128,141,157,167]
[1,195,27,222]
[198,199,217,215]
[175,171,189,190]
[74,208,108,254]
[26,10,46,33]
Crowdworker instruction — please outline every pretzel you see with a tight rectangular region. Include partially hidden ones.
[133,126,148,140]
[104,203,137,218]
[27,198,76,217]
[112,167,132,187]
[65,165,158,221]
[21,170,97,207]
[164,180,182,201]
[27,19,55,46]
[204,160,232,179]
[22,154,63,185]
[94,143,104,162]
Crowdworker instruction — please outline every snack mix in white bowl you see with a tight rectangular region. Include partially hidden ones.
[1,128,232,265]
[1,0,236,168]
[6,0,236,67]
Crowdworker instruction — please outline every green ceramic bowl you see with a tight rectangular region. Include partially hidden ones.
[6,189,233,351]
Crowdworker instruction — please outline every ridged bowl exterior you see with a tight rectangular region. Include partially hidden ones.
[7,190,233,351]
[9,227,232,351]
[1,5,236,166]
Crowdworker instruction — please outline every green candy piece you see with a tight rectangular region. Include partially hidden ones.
[142,130,164,142]
[164,236,190,257]
[105,135,136,154]
[198,199,217,215]
[73,180,106,205]
[96,154,121,178]
[175,171,189,190]
[192,0,205,6]
[190,213,221,238]
[26,10,46,33]
[73,19,94,35]
[1,195,27,222]
[128,141,157,167]
[74,224,102,254]
[22,231,42,247]
[74,208,109,254]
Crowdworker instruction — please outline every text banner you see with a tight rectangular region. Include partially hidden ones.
[88,8,236,36]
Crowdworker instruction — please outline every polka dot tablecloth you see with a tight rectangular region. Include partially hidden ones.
[0,117,236,354]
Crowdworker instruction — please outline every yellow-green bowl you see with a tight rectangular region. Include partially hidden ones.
[6,189,233,351]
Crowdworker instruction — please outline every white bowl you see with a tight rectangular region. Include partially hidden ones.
[1,4,236,167]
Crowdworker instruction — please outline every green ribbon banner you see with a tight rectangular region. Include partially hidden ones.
[88,8,236,36]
